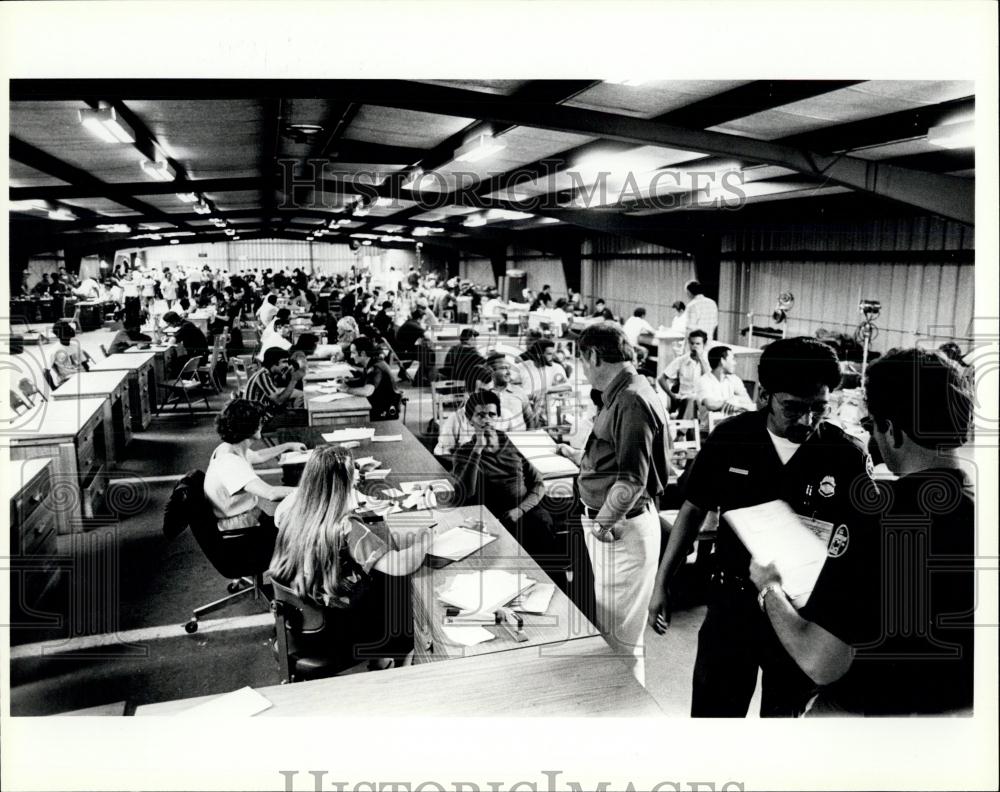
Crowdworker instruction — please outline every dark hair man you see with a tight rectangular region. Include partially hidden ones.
[341,336,401,421]
[684,279,719,339]
[560,321,669,686]
[163,310,209,368]
[245,346,305,416]
[758,349,974,716]
[648,336,878,717]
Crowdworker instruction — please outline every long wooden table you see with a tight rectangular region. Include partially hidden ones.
[134,635,662,717]
[265,420,599,662]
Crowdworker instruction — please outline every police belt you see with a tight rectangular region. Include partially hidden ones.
[581,501,649,521]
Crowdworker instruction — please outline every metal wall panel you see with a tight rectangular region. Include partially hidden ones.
[584,235,695,326]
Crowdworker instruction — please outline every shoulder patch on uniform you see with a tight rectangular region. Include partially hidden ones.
[818,475,836,498]
[828,524,850,558]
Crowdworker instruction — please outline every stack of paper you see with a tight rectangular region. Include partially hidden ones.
[724,500,829,608]
[322,427,376,443]
[371,434,403,443]
[507,431,580,479]
[437,570,534,614]
[364,468,391,481]
[509,582,556,614]
[429,525,497,561]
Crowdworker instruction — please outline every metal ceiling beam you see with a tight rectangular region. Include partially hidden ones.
[9,137,196,230]
[10,175,263,202]
[346,80,974,225]
[262,98,284,235]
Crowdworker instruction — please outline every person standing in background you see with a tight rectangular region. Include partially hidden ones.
[684,280,719,339]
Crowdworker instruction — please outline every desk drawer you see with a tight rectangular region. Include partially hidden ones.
[19,502,58,557]
[11,466,52,527]
[82,466,108,519]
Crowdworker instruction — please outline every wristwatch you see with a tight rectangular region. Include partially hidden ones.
[758,582,785,612]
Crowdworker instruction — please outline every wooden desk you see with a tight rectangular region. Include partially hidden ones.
[268,421,598,664]
[134,635,662,717]
[303,362,354,382]
[50,370,132,467]
[89,352,155,430]
[3,398,109,534]
[9,458,61,608]
[304,392,371,427]
[122,344,178,407]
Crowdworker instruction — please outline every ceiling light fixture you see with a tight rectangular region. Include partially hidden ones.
[454,133,507,163]
[224,228,235,236]
[140,156,176,182]
[463,214,487,228]
[374,197,394,209]
[232,235,241,241]
[176,192,199,203]
[401,169,425,190]
[169,239,179,245]
[96,223,131,233]
[48,207,76,221]
[927,119,975,149]
[362,240,373,246]
[78,105,136,144]
[192,199,211,215]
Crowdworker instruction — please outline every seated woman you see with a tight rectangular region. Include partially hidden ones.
[268,446,431,668]
[50,321,92,385]
[203,399,305,532]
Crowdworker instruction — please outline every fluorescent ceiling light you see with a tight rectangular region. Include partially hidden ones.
[78,105,136,143]
[96,223,131,233]
[233,236,240,241]
[193,200,211,215]
[176,192,199,203]
[486,208,534,222]
[454,134,507,163]
[48,207,76,221]
[463,214,487,228]
[169,239,179,245]
[374,197,394,209]
[140,157,176,182]
[362,240,373,246]
[225,229,236,236]
[927,119,975,149]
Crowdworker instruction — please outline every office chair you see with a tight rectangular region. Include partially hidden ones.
[165,471,277,633]
[270,579,357,683]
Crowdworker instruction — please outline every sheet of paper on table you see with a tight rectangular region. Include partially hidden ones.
[363,468,391,481]
[400,479,454,494]
[322,427,376,443]
[441,625,496,647]
[724,499,829,608]
[371,434,403,443]
[278,450,314,466]
[176,686,272,718]
[429,525,498,561]
[309,393,354,403]
[437,570,535,614]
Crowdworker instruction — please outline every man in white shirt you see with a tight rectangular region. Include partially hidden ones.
[623,306,656,347]
[696,344,755,431]
[257,317,293,360]
[685,280,719,339]
[660,329,710,418]
[73,276,102,301]
[256,294,279,327]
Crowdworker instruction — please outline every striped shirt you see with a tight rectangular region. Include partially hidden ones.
[245,367,279,412]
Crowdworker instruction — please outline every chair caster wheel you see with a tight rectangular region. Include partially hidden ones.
[184,620,198,633]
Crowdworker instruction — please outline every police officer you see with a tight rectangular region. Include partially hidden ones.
[647,336,877,717]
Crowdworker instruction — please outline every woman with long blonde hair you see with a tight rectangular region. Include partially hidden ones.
[269,446,430,666]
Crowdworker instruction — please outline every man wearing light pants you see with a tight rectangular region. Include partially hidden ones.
[557,322,669,685]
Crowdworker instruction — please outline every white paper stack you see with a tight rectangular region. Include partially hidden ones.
[371,434,403,443]
[322,427,376,443]
[724,500,829,608]
[437,570,534,614]
[429,525,497,561]
[509,582,556,614]
[309,393,353,403]
[507,431,580,479]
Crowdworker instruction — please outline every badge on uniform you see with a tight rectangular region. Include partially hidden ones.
[818,475,836,498]
[828,524,850,557]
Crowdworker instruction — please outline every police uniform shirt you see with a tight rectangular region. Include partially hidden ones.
[808,466,975,715]
[683,410,876,579]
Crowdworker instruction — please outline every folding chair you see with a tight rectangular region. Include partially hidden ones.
[157,357,213,415]
[670,418,702,471]
[18,376,48,405]
[428,378,467,435]
[229,356,252,397]
[198,335,229,393]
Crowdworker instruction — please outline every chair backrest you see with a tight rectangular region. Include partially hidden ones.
[706,411,725,436]
[430,378,467,423]
[43,367,59,392]
[174,356,203,382]
[671,418,702,456]
[100,344,110,357]
[18,376,47,404]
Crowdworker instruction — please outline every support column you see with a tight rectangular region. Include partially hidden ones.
[561,240,582,294]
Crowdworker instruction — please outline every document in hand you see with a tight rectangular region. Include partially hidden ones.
[278,450,314,466]
[723,500,829,608]
[429,525,498,561]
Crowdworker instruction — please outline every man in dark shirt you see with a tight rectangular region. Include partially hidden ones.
[452,391,555,565]
[341,336,401,420]
[163,310,209,370]
[559,322,669,686]
[395,308,426,357]
[749,348,975,716]
[649,336,877,716]
[442,328,486,383]
[372,300,396,345]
